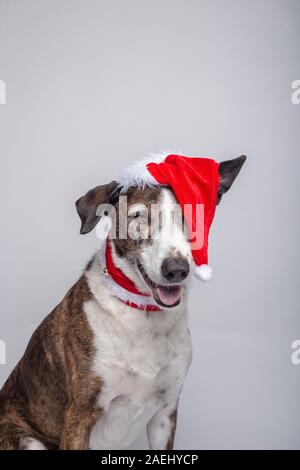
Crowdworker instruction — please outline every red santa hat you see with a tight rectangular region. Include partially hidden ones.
[119,153,220,282]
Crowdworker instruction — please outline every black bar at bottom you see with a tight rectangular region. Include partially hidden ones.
[0,449,299,466]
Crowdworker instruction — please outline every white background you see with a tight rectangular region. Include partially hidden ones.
[0,0,299,449]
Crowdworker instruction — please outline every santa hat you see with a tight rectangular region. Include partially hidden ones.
[119,153,220,282]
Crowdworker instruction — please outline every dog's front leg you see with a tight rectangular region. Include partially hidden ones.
[147,404,178,450]
[59,404,99,450]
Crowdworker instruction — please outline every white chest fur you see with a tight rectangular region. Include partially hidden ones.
[84,291,192,450]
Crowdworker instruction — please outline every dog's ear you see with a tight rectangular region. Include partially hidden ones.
[217,155,247,204]
[76,181,121,234]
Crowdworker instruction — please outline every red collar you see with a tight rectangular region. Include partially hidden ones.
[105,241,161,312]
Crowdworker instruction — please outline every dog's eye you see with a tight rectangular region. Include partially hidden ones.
[130,211,147,220]
[128,209,148,223]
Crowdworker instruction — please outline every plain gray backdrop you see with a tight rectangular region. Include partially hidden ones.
[0,0,299,449]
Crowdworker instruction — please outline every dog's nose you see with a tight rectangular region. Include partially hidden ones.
[161,257,189,282]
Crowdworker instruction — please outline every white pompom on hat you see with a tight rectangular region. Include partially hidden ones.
[194,264,213,282]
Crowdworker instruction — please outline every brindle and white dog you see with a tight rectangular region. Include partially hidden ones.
[0,155,246,450]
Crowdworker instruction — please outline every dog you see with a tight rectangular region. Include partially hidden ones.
[0,153,246,450]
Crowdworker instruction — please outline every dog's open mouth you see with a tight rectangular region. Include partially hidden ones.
[137,261,182,308]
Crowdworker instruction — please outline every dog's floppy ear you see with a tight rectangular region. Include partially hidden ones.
[217,155,247,204]
[76,181,121,234]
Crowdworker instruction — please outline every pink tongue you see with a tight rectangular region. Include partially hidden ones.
[156,286,182,306]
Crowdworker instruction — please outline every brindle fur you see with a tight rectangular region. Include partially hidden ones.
[0,275,101,450]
